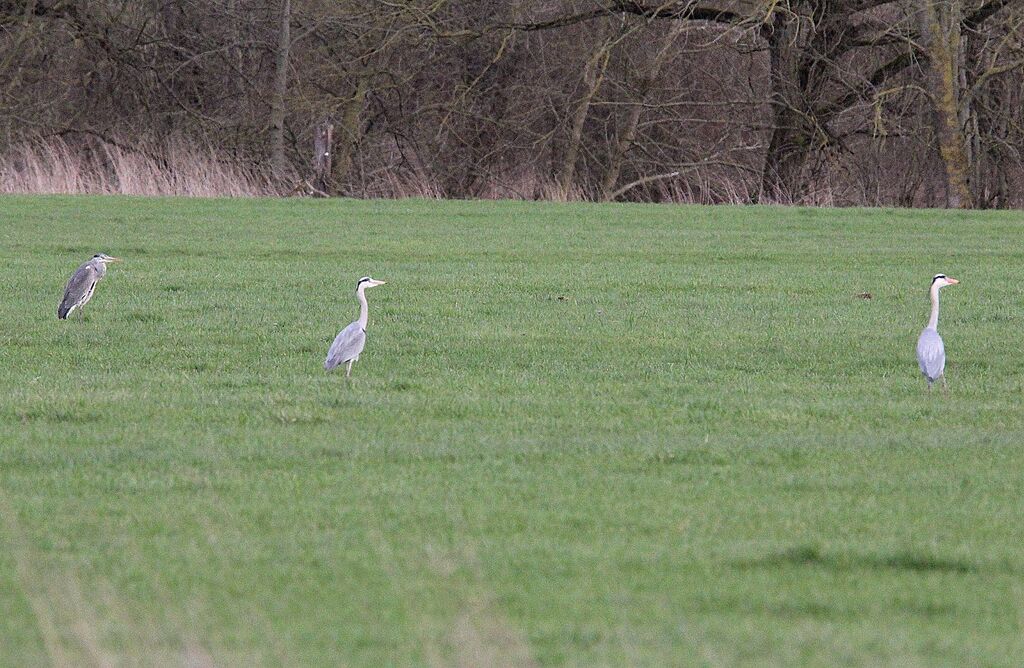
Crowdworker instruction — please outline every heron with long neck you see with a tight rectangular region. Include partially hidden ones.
[58,253,122,320]
[916,273,959,390]
[324,276,387,377]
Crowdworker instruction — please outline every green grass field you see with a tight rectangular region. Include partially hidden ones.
[3,195,1024,665]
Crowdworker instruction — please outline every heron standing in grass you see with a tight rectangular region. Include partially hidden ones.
[916,273,959,390]
[58,253,122,320]
[325,276,387,377]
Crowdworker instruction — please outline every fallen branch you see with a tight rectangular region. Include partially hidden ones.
[607,170,679,200]
[288,179,329,198]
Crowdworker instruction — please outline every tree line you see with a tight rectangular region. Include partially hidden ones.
[1,0,1021,207]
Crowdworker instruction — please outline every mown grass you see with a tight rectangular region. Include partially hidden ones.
[2,195,1024,665]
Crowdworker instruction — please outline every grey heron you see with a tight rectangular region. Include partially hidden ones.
[916,273,959,390]
[57,253,122,320]
[324,276,387,377]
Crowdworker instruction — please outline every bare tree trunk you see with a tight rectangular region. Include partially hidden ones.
[313,120,333,195]
[558,35,612,199]
[333,73,370,193]
[760,13,810,203]
[600,23,682,201]
[227,0,246,100]
[269,0,291,181]
[918,0,973,208]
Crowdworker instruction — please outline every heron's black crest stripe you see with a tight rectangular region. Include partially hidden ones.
[932,274,946,283]
[356,277,372,289]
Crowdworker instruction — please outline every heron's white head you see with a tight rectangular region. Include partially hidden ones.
[93,253,122,264]
[356,276,386,292]
[931,273,959,289]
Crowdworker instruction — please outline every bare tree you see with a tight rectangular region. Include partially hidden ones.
[600,20,684,200]
[270,0,291,181]
[1,0,1023,207]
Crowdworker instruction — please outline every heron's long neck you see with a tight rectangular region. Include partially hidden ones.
[927,284,941,329]
[356,288,369,330]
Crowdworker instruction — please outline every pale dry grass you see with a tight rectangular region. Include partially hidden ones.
[0,134,859,206]
[0,136,275,197]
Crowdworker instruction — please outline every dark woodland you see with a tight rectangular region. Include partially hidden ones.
[1,0,1021,207]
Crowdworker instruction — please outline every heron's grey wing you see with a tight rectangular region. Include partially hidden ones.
[58,263,98,318]
[324,321,366,370]
[916,328,945,381]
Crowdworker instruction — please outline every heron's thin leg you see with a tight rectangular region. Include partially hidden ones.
[345,360,353,378]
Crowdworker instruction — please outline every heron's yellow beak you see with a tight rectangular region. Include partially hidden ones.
[947,277,959,285]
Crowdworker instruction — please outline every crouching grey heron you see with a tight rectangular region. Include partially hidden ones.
[58,253,122,320]
[916,273,959,390]
[325,276,387,377]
